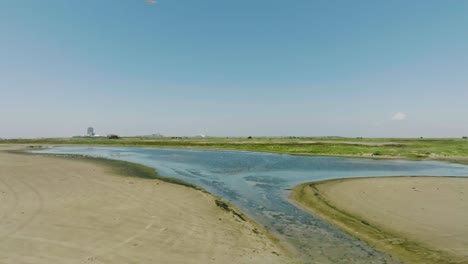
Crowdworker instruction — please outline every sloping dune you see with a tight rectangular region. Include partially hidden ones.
[292,176,468,264]
[0,148,292,264]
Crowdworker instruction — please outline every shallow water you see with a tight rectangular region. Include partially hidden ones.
[38,146,468,263]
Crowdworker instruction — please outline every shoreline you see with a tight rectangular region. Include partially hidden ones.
[0,146,295,263]
[6,144,468,263]
[6,143,468,166]
[49,152,294,256]
[290,176,468,264]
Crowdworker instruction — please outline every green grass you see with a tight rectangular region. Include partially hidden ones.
[3,137,468,160]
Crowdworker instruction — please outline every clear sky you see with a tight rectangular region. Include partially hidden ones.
[1,0,467,138]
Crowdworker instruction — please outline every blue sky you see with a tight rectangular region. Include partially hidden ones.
[1,0,467,138]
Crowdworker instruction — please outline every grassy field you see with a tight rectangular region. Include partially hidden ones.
[2,137,468,160]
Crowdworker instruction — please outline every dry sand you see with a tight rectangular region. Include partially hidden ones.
[291,176,468,264]
[0,147,292,264]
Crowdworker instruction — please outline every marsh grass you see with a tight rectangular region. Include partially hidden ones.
[215,199,246,222]
[3,137,468,160]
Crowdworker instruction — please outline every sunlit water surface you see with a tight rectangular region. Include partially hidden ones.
[37,146,468,263]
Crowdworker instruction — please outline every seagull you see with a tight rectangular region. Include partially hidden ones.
[148,0,156,4]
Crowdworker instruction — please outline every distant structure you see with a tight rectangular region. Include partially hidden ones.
[151,133,164,138]
[87,127,95,137]
[107,134,120,139]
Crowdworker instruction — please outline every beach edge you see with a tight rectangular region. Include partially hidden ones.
[289,176,465,264]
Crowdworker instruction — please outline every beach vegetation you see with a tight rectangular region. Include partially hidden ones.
[2,137,468,163]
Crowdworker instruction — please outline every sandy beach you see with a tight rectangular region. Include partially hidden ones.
[291,176,468,264]
[0,147,292,264]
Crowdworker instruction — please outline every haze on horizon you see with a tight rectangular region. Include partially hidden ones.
[1,1,467,139]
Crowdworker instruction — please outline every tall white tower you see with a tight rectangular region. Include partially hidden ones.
[87,127,95,137]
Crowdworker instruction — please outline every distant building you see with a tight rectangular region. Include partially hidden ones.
[107,134,120,139]
[87,127,95,137]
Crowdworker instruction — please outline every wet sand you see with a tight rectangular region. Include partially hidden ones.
[0,147,292,264]
[291,176,468,264]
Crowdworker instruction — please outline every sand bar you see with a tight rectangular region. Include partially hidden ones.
[0,147,292,264]
[291,176,468,264]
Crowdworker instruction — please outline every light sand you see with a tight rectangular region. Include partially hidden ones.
[0,147,292,264]
[291,176,468,264]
